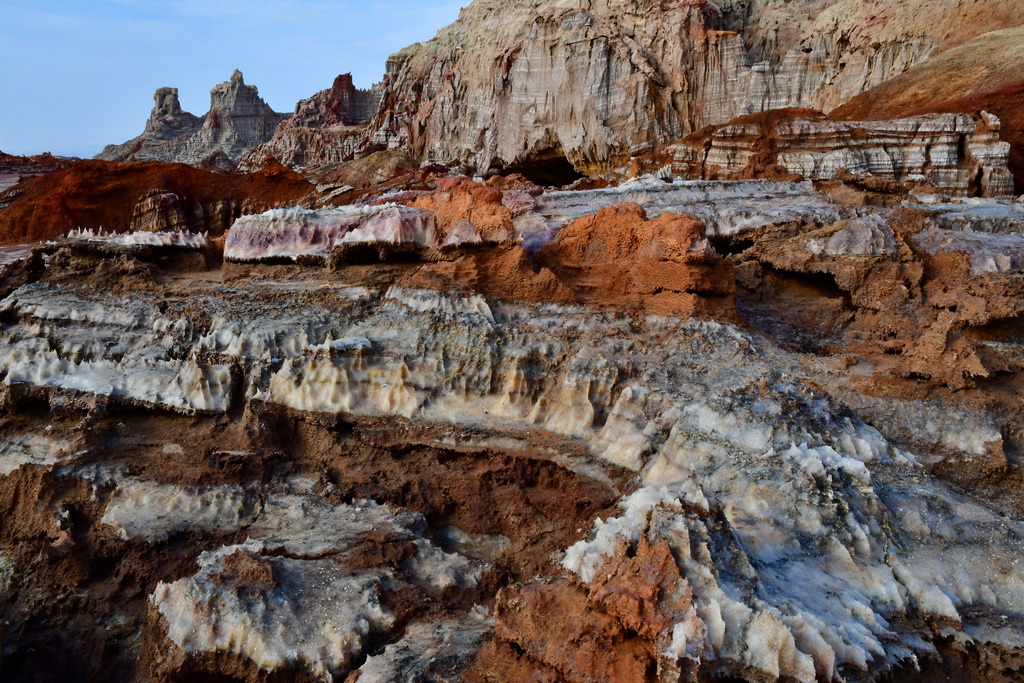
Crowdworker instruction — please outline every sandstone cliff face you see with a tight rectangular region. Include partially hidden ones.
[671,109,1015,197]
[96,71,289,169]
[239,74,381,172]
[365,0,1024,177]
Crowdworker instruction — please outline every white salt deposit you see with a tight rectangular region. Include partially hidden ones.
[0,433,76,476]
[224,204,436,262]
[101,481,259,541]
[355,608,493,681]
[64,228,209,249]
[153,542,395,678]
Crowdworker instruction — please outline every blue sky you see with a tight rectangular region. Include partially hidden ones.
[0,1,463,157]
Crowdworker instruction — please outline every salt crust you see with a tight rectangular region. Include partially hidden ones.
[223,205,437,262]
[63,228,209,249]
[3,187,1024,676]
[148,487,482,676]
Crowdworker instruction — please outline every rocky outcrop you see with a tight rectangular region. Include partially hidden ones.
[670,109,1015,197]
[364,0,1024,177]
[538,202,735,316]
[0,151,77,176]
[223,205,438,262]
[96,71,289,169]
[313,150,419,189]
[5,186,1024,677]
[239,74,381,172]
[832,26,1024,193]
[0,159,316,244]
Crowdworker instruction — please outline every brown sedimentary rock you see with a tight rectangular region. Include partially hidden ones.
[402,243,575,304]
[584,537,695,642]
[539,202,735,315]
[736,210,1024,390]
[471,536,701,682]
[314,150,420,189]
[405,176,518,245]
[481,581,655,682]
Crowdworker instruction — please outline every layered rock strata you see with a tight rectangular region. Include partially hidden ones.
[832,26,1024,193]
[97,71,289,169]
[4,174,1024,679]
[365,0,1024,176]
[670,109,1015,197]
[224,205,438,261]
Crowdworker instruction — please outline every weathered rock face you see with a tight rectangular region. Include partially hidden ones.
[538,202,735,315]
[671,109,1015,197]
[96,71,289,169]
[239,74,381,172]
[365,0,1024,177]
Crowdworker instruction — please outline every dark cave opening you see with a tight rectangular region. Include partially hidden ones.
[495,153,584,187]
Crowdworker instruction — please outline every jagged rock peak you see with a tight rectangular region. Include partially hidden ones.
[142,87,202,142]
[152,87,185,118]
[291,73,380,128]
[208,69,275,118]
[96,70,290,169]
[238,73,382,171]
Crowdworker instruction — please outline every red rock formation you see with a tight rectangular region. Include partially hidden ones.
[404,177,518,244]
[401,243,575,304]
[0,151,77,175]
[735,211,1024,390]
[0,159,316,244]
[539,202,735,316]
[468,537,696,682]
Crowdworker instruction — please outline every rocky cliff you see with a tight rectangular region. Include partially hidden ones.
[670,108,1015,197]
[96,71,289,169]
[364,0,1024,177]
[239,74,381,172]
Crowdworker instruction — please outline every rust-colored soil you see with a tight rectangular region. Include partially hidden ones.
[0,159,316,244]
[539,202,736,317]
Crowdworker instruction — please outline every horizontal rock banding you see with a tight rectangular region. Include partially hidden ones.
[671,109,1015,197]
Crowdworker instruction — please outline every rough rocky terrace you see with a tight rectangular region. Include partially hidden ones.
[2,177,1024,681]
